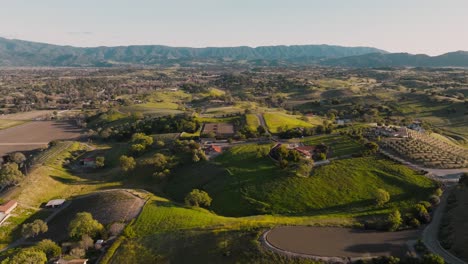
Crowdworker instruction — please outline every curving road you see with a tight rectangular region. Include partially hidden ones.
[422,185,466,264]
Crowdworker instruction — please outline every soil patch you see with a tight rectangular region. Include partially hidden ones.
[265,226,420,258]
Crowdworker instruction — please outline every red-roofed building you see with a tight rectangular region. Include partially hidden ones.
[294,146,316,158]
[0,200,17,215]
[205,145,222,154]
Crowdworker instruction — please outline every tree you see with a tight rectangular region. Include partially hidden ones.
[131,133,153,148]
[3,249,47,264]
[69,212,104,239]
[95,156,105,168]
[422,253,445,264]
[185,189,212,208]
[119,155,136,173]
[69,247,86,259]
[35,239,61,259]
[375,188,390,207]
[413,204,431,223]
[0,163,24,187]
[9,152,26,165]
[257,125,266,135]
[79,234,94,250]
[363,142,379,156]
[386,209,402,231]
[21,220,48,239]
[295,159,314,177]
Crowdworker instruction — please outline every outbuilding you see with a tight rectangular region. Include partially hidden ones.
[46,199,66,208]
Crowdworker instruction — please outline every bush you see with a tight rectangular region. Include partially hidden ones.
[185,189,212,208]
[413,204,431,224]
[434,188,443,197]
[408,218,421,228]
[422,253,445,264]
[386,209,402,231]
[429,195,440,205]
[375,188,390,207]
[69,212,104,239]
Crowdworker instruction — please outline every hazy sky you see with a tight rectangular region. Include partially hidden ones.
[0,0,467,55]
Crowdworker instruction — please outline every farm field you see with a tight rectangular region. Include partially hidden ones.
[0,120,26,130]
[36,190,145,242]
[0,110,56,120]
[298,134,364,157]
[106,195,353,264]
[265,226,420,258]
[263,112,320,133]
[0,121,83,156]
[166,143,436,216]
[245,114,261,130]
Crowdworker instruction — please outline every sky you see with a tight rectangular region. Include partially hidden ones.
[0,0,467,55]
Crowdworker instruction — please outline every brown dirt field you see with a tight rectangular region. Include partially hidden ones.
[0,121,83,156]
[440,185,468,262]
[266,226,420,258]
[0,110,55,120]
[36,190,145,242]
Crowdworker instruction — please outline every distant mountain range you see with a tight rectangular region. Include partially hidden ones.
[0,37,467,68]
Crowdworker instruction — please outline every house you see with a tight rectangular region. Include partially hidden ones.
[0,200,17,215]
[55,259,88,264]
[205,144,222,154]
[0,200,17,225]
[80,158,96,168]
[46,199,66,208]
[293,146,316,158]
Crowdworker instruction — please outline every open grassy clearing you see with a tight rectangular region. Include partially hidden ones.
[245,114,261,130]
[35,190,145,242]
[107,195,349,264]
[166,143,436,217]
[0,120,27,130]
[263,112,320,133]
[296,134,364,157]
[196,115,241,123]
[205,106,244,115]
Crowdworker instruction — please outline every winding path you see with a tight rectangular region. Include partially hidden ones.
[422,185,466,264]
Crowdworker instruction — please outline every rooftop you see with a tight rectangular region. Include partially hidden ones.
[46,199,66,207]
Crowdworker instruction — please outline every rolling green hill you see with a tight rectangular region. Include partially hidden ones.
[166,144,436,216]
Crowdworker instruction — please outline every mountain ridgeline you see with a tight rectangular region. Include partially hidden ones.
[0,37,467,67]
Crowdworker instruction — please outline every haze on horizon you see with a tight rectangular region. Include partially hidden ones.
[0,0,467,56]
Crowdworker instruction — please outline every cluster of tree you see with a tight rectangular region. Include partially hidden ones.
[1,239,61,264]
[185,189,212,208]
[362,142,380,156]
[93,113,200,141]
[130,133,154,155]
[0,162,24,188]
[270,145,314,177]
[277,122,334,139]
[352,253,445,264]
[21,220,48,239]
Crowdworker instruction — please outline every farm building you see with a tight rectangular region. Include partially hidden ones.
[204,144,223,154]
[0,200,17,215]
[293,146,316,158]
[80,157,96,168]
[0,200,17,225]
[46,199,66,208]
[202,123,235,138]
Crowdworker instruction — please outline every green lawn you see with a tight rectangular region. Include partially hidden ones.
[245,114,260,130]
[166,144,436,217]
[298,134,364,157]
[0,120,27,130]
[263,112,316,133]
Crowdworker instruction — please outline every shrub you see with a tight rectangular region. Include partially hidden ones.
[422,253,445,264]
[434,188,443,197]
[69,212,104,239]
[386,209,402,231]
[185,189,212,208]
[374,188,390,207]
[429,195,440,206]
[35,239,61,259]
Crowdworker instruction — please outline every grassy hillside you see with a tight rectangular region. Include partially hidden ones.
[166,144,436,216]
[107,196,341,264]
[263,112,320,133]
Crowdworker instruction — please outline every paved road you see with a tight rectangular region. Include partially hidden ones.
[422,186,467,264]
[256,113,271,135]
